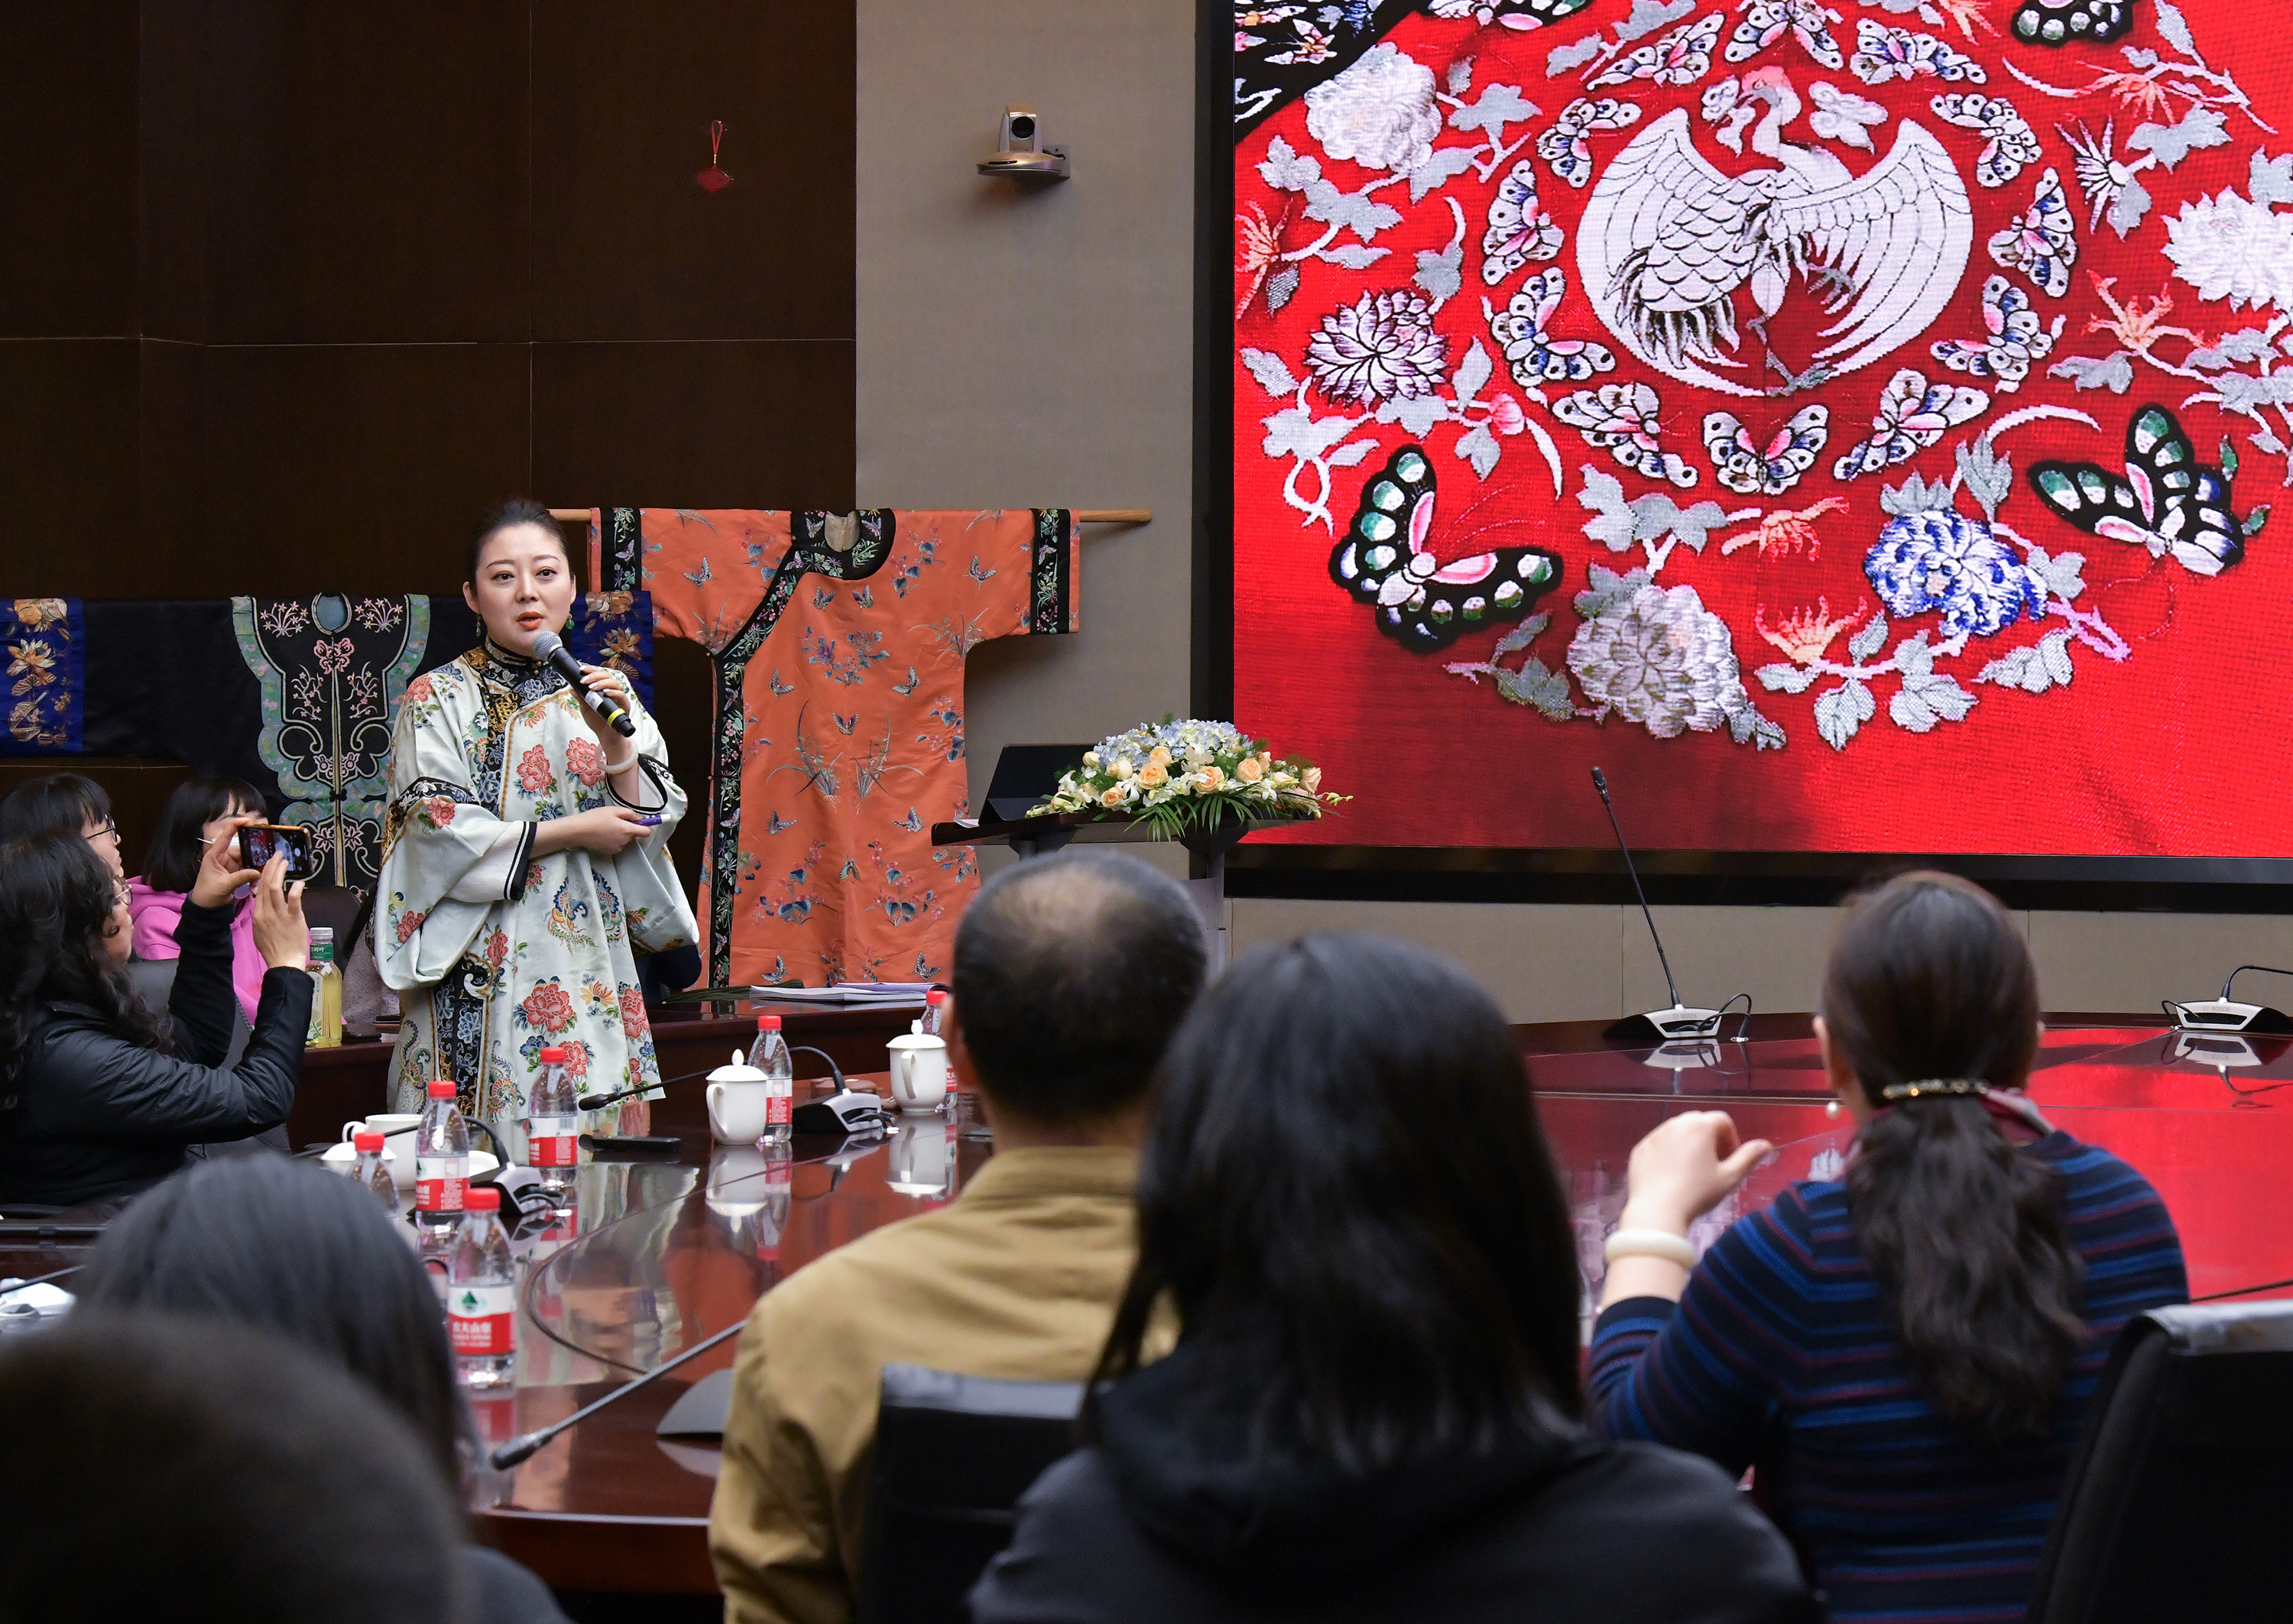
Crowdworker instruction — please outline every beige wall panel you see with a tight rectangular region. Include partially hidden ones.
[1617,907,1843,1017]
[2028,912,2293,1014]
[1229,900,1627,1023]
[855,0,1195,812]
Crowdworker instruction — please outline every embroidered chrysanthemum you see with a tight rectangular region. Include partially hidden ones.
[1567,582,1751,738]
[1302,42,1441,173]
[1305,290,1448,404]
[1863,510,2045,639]
[2162,190,2293,313]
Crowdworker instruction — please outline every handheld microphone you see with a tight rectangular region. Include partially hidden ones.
[530,630,636,738]
[1590,767,1726,1044]
[2163,964,2293,1034]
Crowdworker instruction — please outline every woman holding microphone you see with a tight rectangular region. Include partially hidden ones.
[376,501,696,1156]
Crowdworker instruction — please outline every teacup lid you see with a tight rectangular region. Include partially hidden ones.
[709,1062,768,1082]
[887,1032,946,1049]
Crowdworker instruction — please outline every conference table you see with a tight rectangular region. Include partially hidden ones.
[7,1010,2290,1610]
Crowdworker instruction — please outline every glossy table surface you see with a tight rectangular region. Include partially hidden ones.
[9,1016,2288,1595]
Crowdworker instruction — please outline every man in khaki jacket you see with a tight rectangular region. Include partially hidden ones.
[708,852,1209,1624]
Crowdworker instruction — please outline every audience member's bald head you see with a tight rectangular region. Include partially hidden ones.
[952,852,1208,1126]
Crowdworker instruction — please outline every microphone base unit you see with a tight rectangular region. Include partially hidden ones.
[791,1090,890,1138]
[2163,999,2293,1036]
[1604,1004,1726,1044]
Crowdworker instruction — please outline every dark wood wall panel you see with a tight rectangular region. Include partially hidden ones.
[533,341,856,511]
[0,2,141,336]
[135,339,534,597]
[533,0,855,342]
[0,341,141,547]
[140,0,533,344]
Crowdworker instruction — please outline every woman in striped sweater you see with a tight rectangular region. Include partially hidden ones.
[1588,872,2187,1624]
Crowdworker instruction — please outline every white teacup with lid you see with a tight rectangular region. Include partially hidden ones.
[886,1031,949,1113]
[707,1047,774,1144]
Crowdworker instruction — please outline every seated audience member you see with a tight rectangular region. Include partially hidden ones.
[1586,873,2188,1623]
[0,827,310,1207]
[709,851,1211,1624]
[973,932,1815,1624]
[128,775,272,1027]
[0,1314,460,1623]
[0,769,122,875]
[75,1155,571,1623]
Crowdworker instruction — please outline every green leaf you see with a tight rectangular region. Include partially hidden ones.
[2244,504,2271,537]
[2221,436,2240,481]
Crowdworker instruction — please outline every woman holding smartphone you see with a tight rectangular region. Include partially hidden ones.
[0,822,312,1210]
[376,501,696,1155]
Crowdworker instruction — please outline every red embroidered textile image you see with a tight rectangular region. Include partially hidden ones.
[1231,0,2293,857]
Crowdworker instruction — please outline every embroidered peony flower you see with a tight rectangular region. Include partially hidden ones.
[559,1039,591,1079]
[403,673,434,706]
[2162,190,2293,313]
[1863,510,2044,639]
[521,981,576,1033]
[422,796,456,829]
[485,929,509,970]
[516,743,554,794]
[394,907,426,946]
[618,985,648,1041]
[1306,290,1448,404]
[1236,754,1266,783]
[566,736,606,788]
[1138,762,1169,789]
[1302,43,1440,173]
[1567,583,1753,739]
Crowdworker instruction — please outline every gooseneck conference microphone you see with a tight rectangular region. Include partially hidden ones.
[2163,964,2293,1034]
[530,629,637,738]
[1591,767,1725,1043]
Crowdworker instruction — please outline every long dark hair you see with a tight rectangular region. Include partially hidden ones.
[76,1155,475,1489]
[1092,932,1583,1472]
[0,831,170,1113]
[1824,871,2086,1441]
[141,775,268,893]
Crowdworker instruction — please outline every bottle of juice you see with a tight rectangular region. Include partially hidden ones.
[306,926,342,1047]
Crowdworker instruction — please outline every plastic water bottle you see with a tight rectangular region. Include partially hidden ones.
[527,1046,579,1202]
[352,1130,396,1210]
[757,1146,793,1264]
[920,987,949,1037]
[447,1186,517,1389]
[414,1080,470,1234]
[755,1015,793,1146]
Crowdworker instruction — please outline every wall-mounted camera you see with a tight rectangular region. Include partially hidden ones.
[977,105,1069,180]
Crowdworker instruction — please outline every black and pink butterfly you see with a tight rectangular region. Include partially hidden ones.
[2029,404,2247,578]
[1329,445,1561,653]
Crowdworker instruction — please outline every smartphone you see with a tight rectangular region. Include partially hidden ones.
[238,822,320,881]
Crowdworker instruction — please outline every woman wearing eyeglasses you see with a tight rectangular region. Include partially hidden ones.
[0,821,312,1210]
[0,771,122,877]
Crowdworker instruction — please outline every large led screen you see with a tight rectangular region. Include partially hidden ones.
[1228,0,2293,857]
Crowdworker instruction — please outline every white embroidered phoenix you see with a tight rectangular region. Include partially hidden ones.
[1578,67,1973,397]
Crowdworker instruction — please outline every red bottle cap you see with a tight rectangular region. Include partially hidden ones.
[538,1047,566,1064]
[926,989,948,1005]
[759,1015,782,1032]
[426,1080,456,1099]
[467,1186,501,1211]
[353,1131,385,1152]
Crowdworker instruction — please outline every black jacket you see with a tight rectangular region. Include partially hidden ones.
[971,1340,1819,1624]
[0,898,310,1208]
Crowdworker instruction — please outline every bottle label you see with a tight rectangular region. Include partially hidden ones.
[416,1154,469,1212]
[530,1117,579,1168]
[448,1282,517,1357]
[765,1083,791,1126]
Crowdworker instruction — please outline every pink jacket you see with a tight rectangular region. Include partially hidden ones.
[128,880,266,1029]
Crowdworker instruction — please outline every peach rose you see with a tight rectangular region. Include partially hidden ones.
[1147,746,1172,767]
[1137,762,1169,789]
[1098,785,1130,809]
[1193,765,1226,793]
[1236,755,1265,783]
[1302,766,1323,793]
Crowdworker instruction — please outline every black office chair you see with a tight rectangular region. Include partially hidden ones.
[2024,1301,2293,1623]
[856,1363,1085,1624]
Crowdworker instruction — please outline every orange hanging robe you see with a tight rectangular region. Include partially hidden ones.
[596,508,1076,988]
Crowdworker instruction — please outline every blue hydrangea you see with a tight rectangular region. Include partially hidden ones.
[1863,511,2045,640]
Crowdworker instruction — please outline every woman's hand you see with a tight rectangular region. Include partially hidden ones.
[535,806,658,858]
[190,813,265,909]
[1620,1110,1773,1236]
[575,662,640,753]
[248,854,310,971]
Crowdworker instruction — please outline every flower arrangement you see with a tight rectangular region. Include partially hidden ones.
[1028,718,1342,839]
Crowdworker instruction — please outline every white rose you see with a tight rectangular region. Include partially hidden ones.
[1111,757,1134,781]
[1082,750,1101,769]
